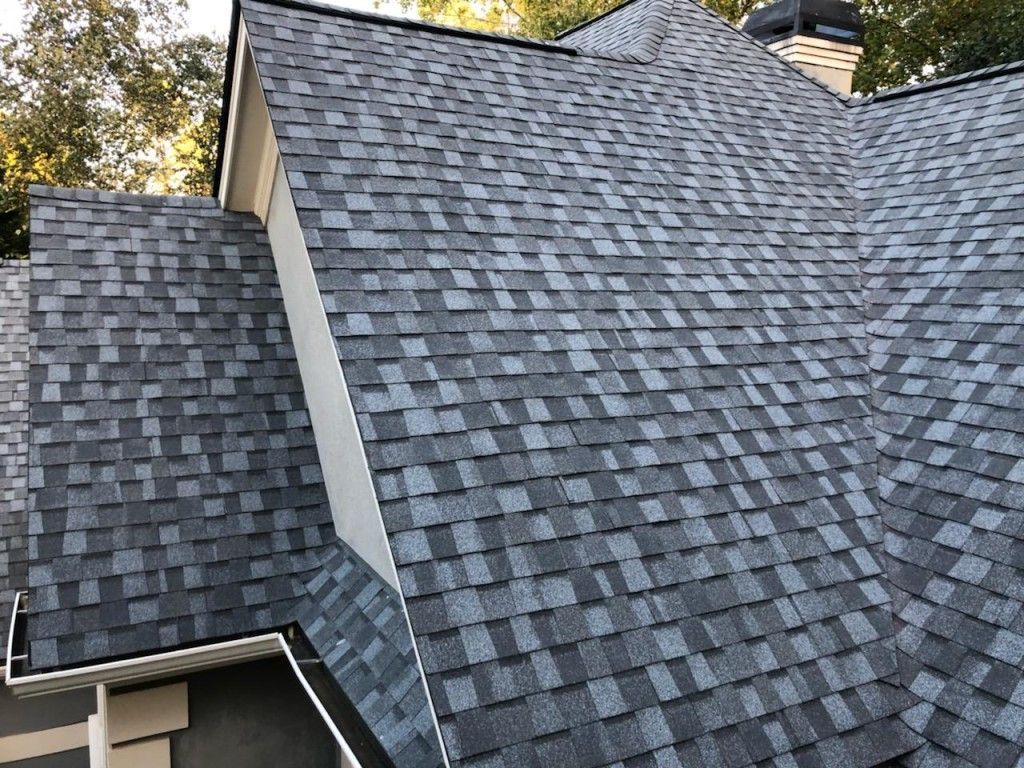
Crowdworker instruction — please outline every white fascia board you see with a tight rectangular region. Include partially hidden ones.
[217,21,250,210]
[216,17,398,588]
[219,20,277,219]
[5,628,282,698]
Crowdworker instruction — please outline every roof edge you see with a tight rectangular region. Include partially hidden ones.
[246,0,574,54]
[852,59,1024,106]
[554,0,646,39]
[28,184,219,208]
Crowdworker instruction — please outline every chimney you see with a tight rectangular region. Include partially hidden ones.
[743,0,864,95]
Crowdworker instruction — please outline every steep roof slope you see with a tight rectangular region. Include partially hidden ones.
[297,541,444,766]
[242,0,920,764]
[25,187,443,767]
[558,0,674,61]
[853,70,1024,768]
[0,261,29,643]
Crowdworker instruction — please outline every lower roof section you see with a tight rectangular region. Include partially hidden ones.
[24,186,443,767]
[27,186,333,667]
[0,260,29,645]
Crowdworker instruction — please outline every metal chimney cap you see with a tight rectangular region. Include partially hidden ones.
[742,0,864,46]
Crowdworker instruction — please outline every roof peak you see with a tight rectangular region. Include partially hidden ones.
[555,0,650,39]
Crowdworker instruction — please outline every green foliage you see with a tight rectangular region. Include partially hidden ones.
[0,0,225,256]
[855,0,1024,93]
[516,0,620,39]
[396,0,767,39]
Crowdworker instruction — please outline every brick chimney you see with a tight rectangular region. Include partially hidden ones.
[743,0,864,95]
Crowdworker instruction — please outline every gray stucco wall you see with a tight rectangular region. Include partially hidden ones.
[4,750,88,768]
[0,683,93,768]
[169,657,337,768]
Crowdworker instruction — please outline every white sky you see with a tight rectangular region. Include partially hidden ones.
[0,0,413,40]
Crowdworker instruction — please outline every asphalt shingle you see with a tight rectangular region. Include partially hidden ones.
[241,0,922,764]
[854,70,1024,768]
[0,260,29,642]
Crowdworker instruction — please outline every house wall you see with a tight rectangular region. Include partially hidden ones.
[168,658,338,768]
[2,655,344,768]
[219,22,400,589]
[0,683,93,767]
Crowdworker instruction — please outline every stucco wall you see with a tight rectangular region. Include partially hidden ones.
[0,684,93,767]
[169,658,336,768]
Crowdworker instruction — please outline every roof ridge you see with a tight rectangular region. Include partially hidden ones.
[240,0,575,55]
[850,59,1024,106]
[679,0,851,104]
[554,0,648,39]
[28,184,220,208]
[559,0,678,64]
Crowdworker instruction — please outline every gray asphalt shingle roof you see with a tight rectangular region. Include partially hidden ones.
[854,70,1024,768]
[27,187,332,666]
[5,1,1021,766]
[239,0,930,764]
[24,186,441,767]
[0,260,29,643]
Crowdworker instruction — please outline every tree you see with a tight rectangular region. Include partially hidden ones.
[396,0,770,42]
[854,0,1024,93]
[0,0,225,256]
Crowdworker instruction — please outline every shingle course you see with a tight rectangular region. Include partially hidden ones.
[854,71,1024,768]
[241,0,921,764]
[0,260,29,642]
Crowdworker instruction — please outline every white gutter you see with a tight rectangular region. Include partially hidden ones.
[4,592,362,765]
[5,628,281,698]
[277,636,362,768]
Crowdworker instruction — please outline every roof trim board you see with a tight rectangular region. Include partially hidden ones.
[259,156,450,762]
[7,620,283,697]
[211,0,242,198]
[263,156,399,589]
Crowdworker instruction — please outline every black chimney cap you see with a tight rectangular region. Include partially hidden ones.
[742,0,864,45]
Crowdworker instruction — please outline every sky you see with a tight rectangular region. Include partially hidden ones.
[0,0,413,40]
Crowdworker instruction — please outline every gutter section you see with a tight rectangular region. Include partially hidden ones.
[5,632,281,699]
[4,597,367,765]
